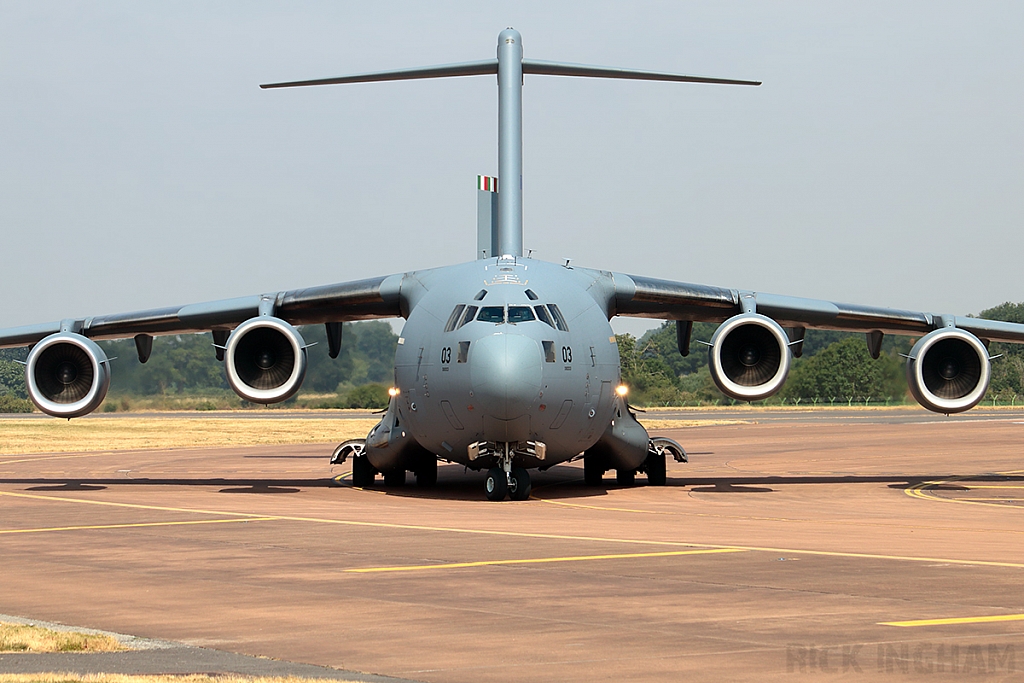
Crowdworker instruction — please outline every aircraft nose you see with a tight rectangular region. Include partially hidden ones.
[470,333,543,420]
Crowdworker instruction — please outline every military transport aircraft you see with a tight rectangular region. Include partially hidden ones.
[4,29,1023,500]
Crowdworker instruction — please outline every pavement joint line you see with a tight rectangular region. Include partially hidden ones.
[345,548,747,572]
[3,489,1023,568]
[532,497,667,514]
[955,485,1024,489]
[531,488,1024,534]
[879,614,1024,627]
[0,452,115,466]
[0,517,277,536]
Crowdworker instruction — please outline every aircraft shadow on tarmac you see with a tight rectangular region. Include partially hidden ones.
[6,469,1021,500]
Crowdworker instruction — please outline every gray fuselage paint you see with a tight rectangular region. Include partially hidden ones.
[393,257,621,468]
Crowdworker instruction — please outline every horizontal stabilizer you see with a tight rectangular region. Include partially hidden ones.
[261,59,758,91]
[260,60,497,89]
[521,59,760,86]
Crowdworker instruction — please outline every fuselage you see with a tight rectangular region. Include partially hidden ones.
[391,256,623,469]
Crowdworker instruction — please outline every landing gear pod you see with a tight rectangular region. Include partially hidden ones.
[907,328,990,414]
[26,333,111,418]
[709,313,791,402]
[225,317,307,404]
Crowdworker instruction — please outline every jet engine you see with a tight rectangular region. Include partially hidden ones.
[906,328,990,414]
[26,333,111,418]
[224,317,307,404]
[709,313,791,402]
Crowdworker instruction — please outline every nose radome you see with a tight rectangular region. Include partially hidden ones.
[470,333,543,420]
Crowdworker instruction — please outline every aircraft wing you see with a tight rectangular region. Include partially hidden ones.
[610,272,1024,413]
[612,273,1024,343]
[0,274,404,349]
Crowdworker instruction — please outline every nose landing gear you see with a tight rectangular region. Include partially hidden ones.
[483,444,533,501]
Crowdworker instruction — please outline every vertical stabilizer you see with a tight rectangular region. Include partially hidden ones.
[477,175,499,259]
[496,28,524,257]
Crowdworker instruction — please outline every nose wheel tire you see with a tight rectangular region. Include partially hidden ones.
[485,467,508,501]
[508,466,531,500]
[351,454,376,488]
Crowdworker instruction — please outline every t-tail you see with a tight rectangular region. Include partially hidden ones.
[260,28,760,259]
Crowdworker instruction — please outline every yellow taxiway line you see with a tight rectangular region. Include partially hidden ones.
[345,548,746,573]
[0,517,276,535]
[880,614,1024,627]
[906,475,1024,511]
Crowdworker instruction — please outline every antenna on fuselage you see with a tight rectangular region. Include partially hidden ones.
[260,29,760,258]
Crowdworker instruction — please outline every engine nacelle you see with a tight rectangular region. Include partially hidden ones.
[26,333,111,418]
[224,317,307,404]
[709,313,791,402]
[907,328,990,414]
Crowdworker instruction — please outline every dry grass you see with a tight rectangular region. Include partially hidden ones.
[639,403,917,413]
[0,624,125,653]
[0,411,749,457]
[641,418,750,430]
[0,418,378,455]
[0,677,363,683]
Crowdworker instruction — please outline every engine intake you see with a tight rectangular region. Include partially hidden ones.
[225,317,307,404]
[26,333,111,418]
[709,313,791,401]
[907,328,990,414]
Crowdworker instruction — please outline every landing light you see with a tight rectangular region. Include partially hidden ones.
[616,384,629,397]
[388,387,400,397]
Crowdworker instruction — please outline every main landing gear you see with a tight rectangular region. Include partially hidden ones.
[331,439,438,489]
[583,437,687,487]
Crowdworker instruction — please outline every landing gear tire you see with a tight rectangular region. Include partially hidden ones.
[383,468,406,487]
[616,468,636,486]
[645,448,667,486]
[351,454,376,488]
[485,467,508,501]
[583,457,605,487]
[415,455,438,488]
[508,467,532,501]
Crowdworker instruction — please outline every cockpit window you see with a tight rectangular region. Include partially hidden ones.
[458,305,478,329]
[507,306,535,324]
[474,289,488,301]
[548,304,569,332]
[534,305,554,328]
[477,306,506,324]
[444,304,466,332]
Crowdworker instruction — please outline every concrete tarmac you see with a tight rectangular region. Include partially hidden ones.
[2,410,1023,681]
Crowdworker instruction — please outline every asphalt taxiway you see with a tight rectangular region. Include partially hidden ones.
[1,408,1023,681]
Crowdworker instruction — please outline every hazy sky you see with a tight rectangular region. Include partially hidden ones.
[2,2,1021,336]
